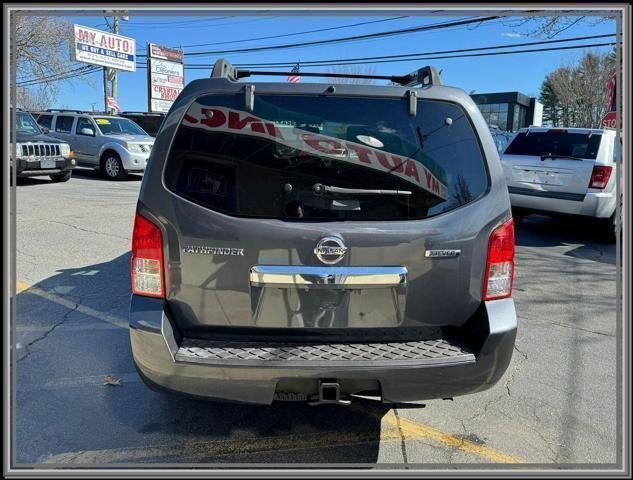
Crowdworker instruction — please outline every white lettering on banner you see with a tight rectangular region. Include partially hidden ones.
[182,104,448,200]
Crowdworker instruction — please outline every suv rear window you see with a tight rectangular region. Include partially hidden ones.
[505,130,602,159]
[164,94,489,221]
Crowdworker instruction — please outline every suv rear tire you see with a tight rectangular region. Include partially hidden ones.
[50,171,72,183]
[101,152,127,180]
[602,212,617,244]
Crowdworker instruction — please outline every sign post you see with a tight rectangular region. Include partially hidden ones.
[147,43,184,113]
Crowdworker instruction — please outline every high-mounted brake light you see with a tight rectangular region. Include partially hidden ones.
[131,213,165,298]
[589,165,612,189]
[483,218,515,301]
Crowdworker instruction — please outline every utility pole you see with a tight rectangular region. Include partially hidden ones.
[112,16,119,101]
[103,66,108,113]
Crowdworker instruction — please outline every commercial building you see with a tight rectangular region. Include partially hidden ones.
[471,92,543,132]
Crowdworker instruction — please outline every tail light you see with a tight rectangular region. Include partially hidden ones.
[483,218,515,301]
[589,166,612,189]
[131,213,165,298]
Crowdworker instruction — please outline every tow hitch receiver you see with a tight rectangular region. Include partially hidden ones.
[308,381,352,406]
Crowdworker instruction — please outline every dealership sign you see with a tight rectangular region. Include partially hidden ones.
[72,25,136,72]
[148,43,184,113]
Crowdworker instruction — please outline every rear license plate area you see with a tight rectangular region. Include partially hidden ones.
[249,266,408,329]
[251,286,403,328]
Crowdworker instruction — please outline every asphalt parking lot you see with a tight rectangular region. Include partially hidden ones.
[14,170,619,466]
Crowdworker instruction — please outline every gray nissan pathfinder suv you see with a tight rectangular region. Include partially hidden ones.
[129,60,517,405]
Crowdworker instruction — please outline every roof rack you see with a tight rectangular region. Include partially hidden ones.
[210,59,441,87]
[120,111,165,116]
[45,109,85,113]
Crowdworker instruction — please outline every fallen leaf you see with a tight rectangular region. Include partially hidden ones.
[103,374,121,386]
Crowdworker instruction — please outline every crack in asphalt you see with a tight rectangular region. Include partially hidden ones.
[392,408,409,465]
[521,313,614,338]
[459,342,529,434]
[44,219,130,241]
[17,300,79,362]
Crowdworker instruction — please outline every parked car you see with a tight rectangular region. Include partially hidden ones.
[129,59,517,405]
[11,109,75,182]
[35,110,155,180]
[119,112,165,137]
[501,127,618,242]
[489,126,514,156]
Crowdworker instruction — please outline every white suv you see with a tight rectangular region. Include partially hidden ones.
[501,127,619,242]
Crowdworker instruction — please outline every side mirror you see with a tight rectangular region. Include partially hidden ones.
[41,127,50,134]
[80,127,95,136]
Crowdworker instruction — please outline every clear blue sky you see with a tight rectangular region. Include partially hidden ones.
[50,13,617,111]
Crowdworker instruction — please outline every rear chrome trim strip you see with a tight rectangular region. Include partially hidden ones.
[508,186,586,202]
[249,266,407,288]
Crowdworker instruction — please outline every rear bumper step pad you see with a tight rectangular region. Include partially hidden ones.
[175,337,475,368]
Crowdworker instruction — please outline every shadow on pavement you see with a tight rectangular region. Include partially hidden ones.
[516,215,616,265]
[15,253,390,465]
[15,176,58,187]
[72,168,144,182]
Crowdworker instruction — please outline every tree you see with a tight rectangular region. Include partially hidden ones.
[538,50,616,128]
[502,15,614,38]
[12,15,90,107]
[15,85,57,110]
[539,75,561,126]
[320,65,379,85]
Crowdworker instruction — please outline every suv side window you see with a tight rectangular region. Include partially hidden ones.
[76,117,95,135]
[37,114,53,130]
[55,115,75,133]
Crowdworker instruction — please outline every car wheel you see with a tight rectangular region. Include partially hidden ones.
[50,171,72,183]
[101,153,127,180]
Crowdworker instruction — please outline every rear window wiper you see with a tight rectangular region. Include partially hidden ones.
[313,183,412,196]
[540,152,585,161]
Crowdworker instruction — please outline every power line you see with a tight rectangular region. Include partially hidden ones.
[132,16,280,38]
[17,65,97,86]
[154,16,410,50]
[165,16,500,57]
[122,16,235,27]
[232,33,617,68]
[135,40,619,70]
[17,66,101,87]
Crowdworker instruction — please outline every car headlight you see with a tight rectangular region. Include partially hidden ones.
[59,143,71,157]
[126,143,144,153]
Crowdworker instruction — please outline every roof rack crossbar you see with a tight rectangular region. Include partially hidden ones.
[235,70,411,85]
[210,58,442,87]
[45,109,85,113]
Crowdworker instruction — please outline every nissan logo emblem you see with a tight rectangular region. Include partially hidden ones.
[314,236,348,265]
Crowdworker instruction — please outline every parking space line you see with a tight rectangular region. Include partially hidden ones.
[359,407,526,464]
[16,280,127,329]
